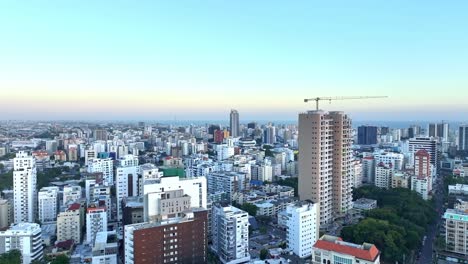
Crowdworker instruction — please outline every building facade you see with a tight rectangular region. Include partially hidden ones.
[299,111,353,226]
[282,202,319,258]
[230,110,240,138]
[38,186,59,223]
[312,235,380,264]
[57,203,83,243]
[0,223,43,264]
[124,210,208,264]
[13,151,37,224]
[211,204,250,264]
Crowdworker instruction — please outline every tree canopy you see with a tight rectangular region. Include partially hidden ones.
[341,186,436,263]
[0,250,21,264]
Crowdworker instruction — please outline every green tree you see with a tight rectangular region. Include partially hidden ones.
[0,250,21,264]
[240,203,258,217]
[50,255,70,264]
[260,249,268,260]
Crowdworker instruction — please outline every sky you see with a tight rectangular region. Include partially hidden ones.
[0,1,467,121]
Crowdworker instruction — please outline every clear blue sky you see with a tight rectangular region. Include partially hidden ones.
[0,1,467,121]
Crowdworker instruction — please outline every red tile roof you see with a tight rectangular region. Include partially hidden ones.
[68,203,81,211]
[313,240,380,261]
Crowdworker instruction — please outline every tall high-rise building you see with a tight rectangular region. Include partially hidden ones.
[13,151,37,224]
[357,126,378,145]
[428,122,449,142]
[298,111,353,226]
[38,186,59,223]
[116,155,139,221]
[459,125,468,151]
[94,129,108,141]
[211,204,250,264]
[229,109,240,138]
[0,223,43,264]
[45,140,58,155]
[408,137,438,167]
[411,150,432,200]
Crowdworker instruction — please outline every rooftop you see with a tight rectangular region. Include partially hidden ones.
[314,235,380,261]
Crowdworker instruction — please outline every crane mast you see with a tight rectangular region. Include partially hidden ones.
[304,96,388,110]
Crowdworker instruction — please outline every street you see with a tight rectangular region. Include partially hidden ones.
[417,176,445,264]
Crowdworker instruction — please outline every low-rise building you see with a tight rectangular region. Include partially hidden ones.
[0,223,43,264]
[91,231,118,264]
[353,198,377,211]
[444,209,468,255]
[312,235,380,264]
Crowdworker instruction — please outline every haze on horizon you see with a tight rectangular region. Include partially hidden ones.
[0,1,467,121]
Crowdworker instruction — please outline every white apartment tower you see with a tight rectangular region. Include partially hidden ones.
[116,155,139,221]
[282,202,319,258]
[86,207,107,244]
[298,111,353,226]
[13,151,37,224]
[0,223,43,264]
[88,158,114,185]
[38,186,59,223]
[211,204,250,264]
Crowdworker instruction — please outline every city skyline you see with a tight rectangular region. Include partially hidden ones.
[1,1,467,120]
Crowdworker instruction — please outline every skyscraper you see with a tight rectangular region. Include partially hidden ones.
[357,125,378,145]
[458,125,468,151]
[13,151,37,224]
[428,122,449,141]
[298,110,353,226]
[229,109,240,138]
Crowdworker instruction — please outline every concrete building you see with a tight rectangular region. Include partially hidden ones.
[91,231,118,264]
[353,198,377,211]
[449,184,468,196]
[391,172,410,189]
[444,209,468,255]
[116,155,139,221]
[0,199,12,229]
[211,204,250,264]
[122,197,144,226]
[94,129,108,141]
[428,122,449,142]
[350,159,363,188]
[298,110,353,226]
[408,137,438,167]
[230,109,240,138]
[458,125,468,151]
[362,157,376,183]
[86,207,107,244]
[374,152,404,171]
[281,202,319,258]
[38,186,59,223]
[357,126,378,145]
[143,176,207,222]
[0,223,43,264]
[13,151,37,223]
[312,235,380,264]
[88,158,114,186]
[63,185,82,206]
[57,203,82,243]
[374,163,393,189]
[124,210,208,264]
[46,140,58,155]
[411,149,432,200]
[207,172,248,202]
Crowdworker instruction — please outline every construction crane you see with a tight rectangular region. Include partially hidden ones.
[304,96,388,110]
